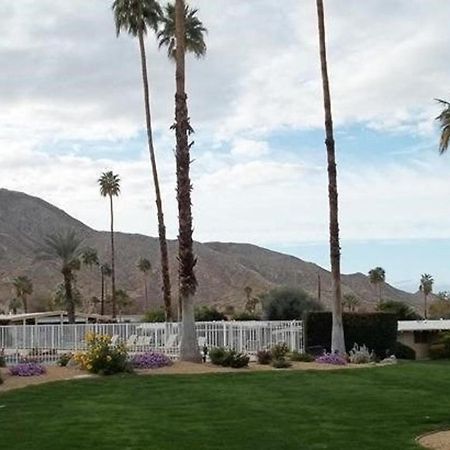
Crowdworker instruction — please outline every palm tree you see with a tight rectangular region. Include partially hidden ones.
[159,0,206,362]
[98,171,120,319]
[157,2,207,59]
[436,99,450,154]
[37,230,84,323]
[12,276,33,313]
[315,0,345,354]
[9,297,21,315]
[112,0,173,321]
[342,294,360,312]
[100,263,112,316]
[116,288,133,317]
[368,267,386,303]
[419,273,434,319]
[81,247,99,270]
[137,257,152,310]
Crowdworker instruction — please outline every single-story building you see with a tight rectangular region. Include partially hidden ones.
[398,320,450,359]
[0,310,112,325]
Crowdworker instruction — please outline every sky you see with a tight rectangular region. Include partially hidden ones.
[1,0,450,293]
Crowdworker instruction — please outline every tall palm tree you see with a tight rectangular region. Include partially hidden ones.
[37,230,83,323]
[100,263,112,316]
[137,257,152,310]
[419,273,434,319]
[436,99,450,154]
[112,0,173,321]
[98,171,120,319]
[12,276,33,313]
[315,0,345,354]
[368,267,386,303]
[159,0,206,362]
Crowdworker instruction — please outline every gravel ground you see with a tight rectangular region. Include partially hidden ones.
[418,432,450,450]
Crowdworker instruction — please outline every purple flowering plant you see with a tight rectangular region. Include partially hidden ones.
[131,352,173,369]
[315,353,347,366]
[9,362,47,377]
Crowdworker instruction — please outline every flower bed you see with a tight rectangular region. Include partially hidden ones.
[131,352,173,369]
[315,353,347,366]
[9,362,47,377]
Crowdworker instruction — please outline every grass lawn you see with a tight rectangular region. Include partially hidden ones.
[1,362,448,450]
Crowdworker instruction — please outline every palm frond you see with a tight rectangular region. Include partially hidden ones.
[435,98,450,154]
[112,0,162,37]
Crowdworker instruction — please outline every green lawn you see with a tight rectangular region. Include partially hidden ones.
[1,362,449,450]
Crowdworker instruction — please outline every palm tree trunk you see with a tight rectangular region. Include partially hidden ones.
[109,194,116,319]
[424,293,428,319]
[22,295,28,314]
[175,0,201,363]
[138,30,173,321]
[100,270,105,316]
[316,0,345,354]
[144,275,148,310]
[63,269,75,324]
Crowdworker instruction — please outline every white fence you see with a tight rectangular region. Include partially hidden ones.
[0,320,303,364]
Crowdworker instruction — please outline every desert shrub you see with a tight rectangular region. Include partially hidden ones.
[271,343,289,360]
[271,358,292,369]
[74,332,129,375]
[131,352,173,369]
[9,362,46,377]
[57,352,73,367]
[209,347,249,368]
[394,342,416,360]
[143,309,166,323]
[232,311,261,321]
[304,312,397,358]
[256,349,272,365]
[348,344,374,364]
[195,306,227,321]
[315,353,347,366]
[290,351,314,362]
[261,287,323,320]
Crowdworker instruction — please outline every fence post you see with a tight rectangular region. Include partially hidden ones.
[290,321,296,350]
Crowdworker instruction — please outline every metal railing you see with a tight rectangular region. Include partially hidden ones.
[0,320,303,364]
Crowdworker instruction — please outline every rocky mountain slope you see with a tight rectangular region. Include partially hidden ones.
[0,188,424,313]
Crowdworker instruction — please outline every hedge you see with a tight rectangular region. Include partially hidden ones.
[304,312,398,357]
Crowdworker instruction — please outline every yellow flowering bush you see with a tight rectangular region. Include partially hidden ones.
[75,333,129,375]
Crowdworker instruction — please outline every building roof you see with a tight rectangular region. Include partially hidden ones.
[398,320,450,332]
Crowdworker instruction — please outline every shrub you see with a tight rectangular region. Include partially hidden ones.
[143,309,166,323]
[348,344,374,364]
[260,287,323,320]
[131,352,173,369]
[195,306,227,321]
[394,342,416,360]
[271,358,292,369]
[429,332,450,359]
[315,353,347,366]
[209,347,249,368]
[290,351,314,362]
[304,312,397,358]
[256,349,272,365]
[0,351,5,368]
[271,343,289,360]
[9,362,46,377]
[232,311,261,321]
[376,300,421,320]
[74,332,129,375]
[57,353,73,367]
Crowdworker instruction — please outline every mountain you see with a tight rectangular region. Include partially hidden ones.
[0,188,424,313]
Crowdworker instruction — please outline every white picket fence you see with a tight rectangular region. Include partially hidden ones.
[0,320,303,364]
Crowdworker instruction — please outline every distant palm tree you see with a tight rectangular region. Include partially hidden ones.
[112,0,173,320]
[342,294,360,312]
[12,276,33,313]
[315,0,345,354]
[9,297,21,315]
[116,288,133,317]
[419,273,434,319]
[436,99,450,154]
[98,171,120,318]
[368,267,386,303]
[157,2,207,59]
[81,247,99,270]
[37,231,83,323]
[137,257,152,310]
[100,263,112,316]
[160,0,206,362]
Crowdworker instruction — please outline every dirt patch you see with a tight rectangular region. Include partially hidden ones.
[0,366,94,393]
[418,431,450,450]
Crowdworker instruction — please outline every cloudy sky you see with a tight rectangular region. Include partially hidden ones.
[1,0,450,292]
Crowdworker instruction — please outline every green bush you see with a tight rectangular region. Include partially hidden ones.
[394,342,416,360]
[232,311,261,321]
[290,351,314,362]
[195,306,227,321]
[143,309,166,323]
[271,358,292,369]
[209,347,249,368]
[261,287,323,320]
[256,349,272,365]
[271,343,289,360]
[304,312,398,358]
[429,332,450,359]
[376,300,421,320]
[57,353,73,367]
[0,352,5,368]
